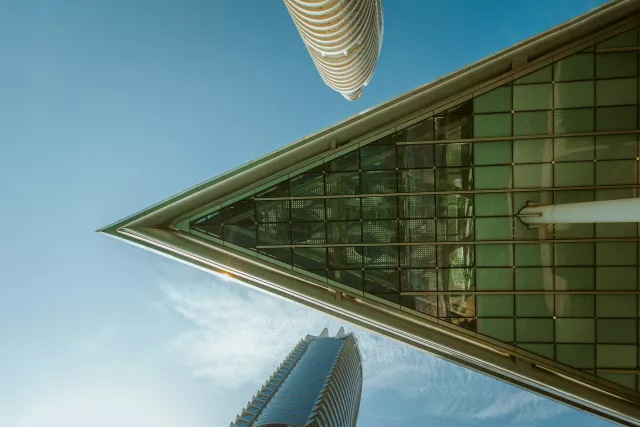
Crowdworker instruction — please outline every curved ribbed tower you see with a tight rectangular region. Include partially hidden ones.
[284,0,384,100]
[230,328,363,427]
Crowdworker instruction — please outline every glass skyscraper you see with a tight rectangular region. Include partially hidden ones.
[101,1,640,424]
[230,328,363,427]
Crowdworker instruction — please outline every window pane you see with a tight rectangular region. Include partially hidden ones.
[514,164,552,188]
[435,168,473,191]
[324,149,359,172]
[474,166,512,190]
[554,54,594,81]
[258,223,290,245]
[364,246,399,268]
[326,198,360,220]
[474,141,512,165]
[256,180,289,198]
[554,162,594,187]
[363,171,397,193]
[474,86,512,113]
[436,194,473,217]
[513,138,552,163]
[514,111,552,136]
[475,193,512,216]
[596,106,637,131]
[597,28,638,49]
[513,84,553,111]
[555,81,594,108]
[328,247,362,269]
[256,200,289,223]
[328,270,363,291]
[401,268,437,291]
[292,222,325,244]
[363,220,398,243]
[595,134,637,160]
[361,145,396,170]
[326,172,360,195]
[327,221,361,244]
[474,113,512,137]
[596,78,637,106]
[596,52,637,78]
[397,145,434,168]
[434,143,472,166]
[437,219,474,242]
[438,245,474,267]
[399,219,436,242]
[294,247,326,270]
[400,245,437,267]
[400,169,434,192]
[224,223,256,248]
[290,199,324,222]
[362,196,397,219]
[554,136,594,162]
[514,65,552,84]
[475,217,512,240]
[399,195,435,218]
[291,173,324,196]
[434,101,473,140]
[402,118,434,142]
[554,108,594,133]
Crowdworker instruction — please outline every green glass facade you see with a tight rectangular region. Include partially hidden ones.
[185,23,640,397]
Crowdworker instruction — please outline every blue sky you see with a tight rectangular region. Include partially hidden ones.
[0,0,618,426]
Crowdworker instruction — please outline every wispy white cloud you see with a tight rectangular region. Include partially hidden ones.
[159,272,567,425]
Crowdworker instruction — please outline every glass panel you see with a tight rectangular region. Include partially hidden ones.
[224,223,256,248]
[401,118,434,142]
[434,102,473,140]
[516,267,553,290]
[513,84,553,111]
[475,217,512,240]
[514,65,552,84]
[294,247,326,270]
[554,81,594,108]
[325,172,360,195]
[364,246,399,268]
[516,319,554,342]
[259,247,292,265]
[514,111,552,136]
[328,269,363,290]
[256,180,289,198]
[513,138,552,163]
[364,269,399,294]
[474,86,512,113]
[436,194,473,217]
[554,108,594,133]
[513,164,552,188]
[596,296,636,318]
[555,243,594,266]
[557,344,594,369]
[554,162,594,187]
[477,319,514,342]
[476,268,513,290]
[327,221,360,244]
[400,246,437,268]
[596,242,637,266]
[324,149,359,172]
[434,168,473,191]
[397,145,434,168]
[362,171,397,193]
[596,52,637,78]
[400,169,433,192]
[191,211,222,238]
[434,143,472,166]
[556,319,595,343]
[326,198,360,220]
[474,113,511,137]
[477,295,513,316]
[291,173,324,196]
[476,244,513,266]
[256,200,289,223]
[515,243,553,266]
[596,106,638,131]
[596,160,636,185]
[554,54,594,81]
[474,141,511,165]
[401,269,437,291]
[596,78,637,106]
[595,134,637,160]
[401,295,438,317]
[436,219,473,242]
[597,345,637,368]
[597,319,636,344]
[364,220,398,243]
[361,145,396,170]
[292,222,325,244]
[362,196,397,220]
[438,245,474,267]
[597,28,638,49]
[328,247,363,269]
[597,267,637,290]
[474,166,512,189]
[399,195,435,218]
[475,193,512,216]
[400,219,436,242]
[554,136,594,162]
[257,223,290,245]
[291,199,324,222]
[222,198,255,224]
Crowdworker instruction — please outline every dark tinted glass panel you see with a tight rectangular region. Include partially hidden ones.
[435,168,473,191]
[362,171,397,193]
[259,247,292,265]
[362,196,397,219]
[438,245,474,267]
[400,246,437,267]
[401,269,437,291]
[324,150,359,172]
[224,223,256,248]
[397,145,434,169]
[256,181,289,198]
[434,101,473,140]
[191,211,223,238]
[327,221,361,244]
[290,199,324,222]
[401,118,434,142]
[328,247,363,269]
[439,268,475,291]
[293,247,326,270]
[400,169,434,192]
[436,194,474,217]
[222,198,255,224]
[364,269,400,294]
[326,172,360,195]
[399,219,436,243]
[363,220,398,243]
[435,143,472,166]
[363,246,399,267]
[437,219,474,242]
[326,198,361,220]
[291,173,324,197]
[256,200,289,223]
[257,223,290,245]
[399,195,435,218]
[361,145,396,170]
[329,270,363,290]
[402,295,438,317]
[292,222,325,244]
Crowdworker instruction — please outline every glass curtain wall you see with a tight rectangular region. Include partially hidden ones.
[190,24,640,394]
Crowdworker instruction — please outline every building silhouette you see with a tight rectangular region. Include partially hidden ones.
[230,328,363,427]
[102,1,640,424]
[283,0,383,100]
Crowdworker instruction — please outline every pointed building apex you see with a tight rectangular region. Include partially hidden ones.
[319,328,329,338]
[336,327,345,338]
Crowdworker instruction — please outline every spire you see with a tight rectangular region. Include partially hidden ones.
[319,327,329,338]
[336,327,345,338]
